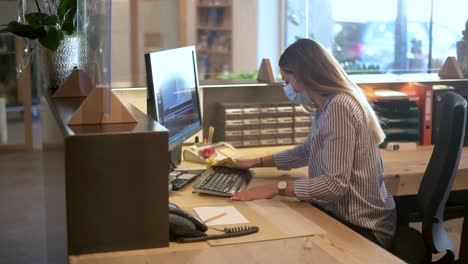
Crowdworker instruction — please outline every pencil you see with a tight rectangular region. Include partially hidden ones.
[203,212,227,224]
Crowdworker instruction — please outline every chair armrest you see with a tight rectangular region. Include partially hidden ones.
[447,190,468,205]
[444,189,468,220]
[395,194,424,225]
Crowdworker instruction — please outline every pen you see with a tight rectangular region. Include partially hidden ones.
[203,212,227,224]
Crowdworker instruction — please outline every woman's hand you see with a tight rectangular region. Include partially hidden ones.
[230,183,277,201]
[224,158,258,170]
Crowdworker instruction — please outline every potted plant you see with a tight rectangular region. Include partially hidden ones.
[0,0,77,52]
[0,0,79,89]
[457,18,468,77]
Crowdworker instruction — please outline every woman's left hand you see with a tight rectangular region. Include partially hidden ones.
[230,183,277,201]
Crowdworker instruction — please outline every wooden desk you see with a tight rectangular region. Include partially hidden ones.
[71,144,468,264]
[70,202,404,263]
[381,146,468,195]
[226,145,468,196]
[69,147,408,264]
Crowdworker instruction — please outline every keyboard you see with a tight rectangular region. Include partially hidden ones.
[192,166,254,197]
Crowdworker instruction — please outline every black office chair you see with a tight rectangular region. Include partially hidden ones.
[445,189,468,264]
[439,91,468,264]
[390,91,467,264]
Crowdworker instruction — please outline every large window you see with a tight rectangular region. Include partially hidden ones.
[285,0,467,74]
[110,0,468,86]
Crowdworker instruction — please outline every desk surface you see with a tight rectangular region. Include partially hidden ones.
[230,145,468,196]
[70,192,404,264]
[68,145,418,264]
[68,145,468,264]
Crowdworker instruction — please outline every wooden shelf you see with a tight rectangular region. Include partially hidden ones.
[197,48,231,55]
[196,0,232,80]
[197,25,232,31]
[197,4,231,8]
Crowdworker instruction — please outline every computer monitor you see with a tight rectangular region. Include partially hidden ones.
[145,46,202,166]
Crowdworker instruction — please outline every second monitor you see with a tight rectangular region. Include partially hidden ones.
[145,46,202,166]
[145,46,253,196]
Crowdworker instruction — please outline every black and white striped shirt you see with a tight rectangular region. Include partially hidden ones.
[272,93,396,248]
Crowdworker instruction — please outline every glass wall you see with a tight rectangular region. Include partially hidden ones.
[111,0,468,86]
[285,0,467,74]
[0,1,31,147]
[111,0,180,88]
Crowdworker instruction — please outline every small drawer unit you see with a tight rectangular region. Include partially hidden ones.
[216,102,315,147]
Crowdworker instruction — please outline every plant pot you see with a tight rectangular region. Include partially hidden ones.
[457,41,468,77]
[39,36,85,90]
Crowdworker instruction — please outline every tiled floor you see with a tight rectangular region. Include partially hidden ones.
[0,115,49,264]
[0,151,47,264]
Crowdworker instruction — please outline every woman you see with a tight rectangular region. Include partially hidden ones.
[229,38,396,249]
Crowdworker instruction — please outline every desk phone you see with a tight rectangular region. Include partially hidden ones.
[169,202,259,243]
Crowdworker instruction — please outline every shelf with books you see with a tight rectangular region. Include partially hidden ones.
[196,0,232,80]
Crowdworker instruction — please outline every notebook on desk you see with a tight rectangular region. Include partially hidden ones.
[192,166,254,197]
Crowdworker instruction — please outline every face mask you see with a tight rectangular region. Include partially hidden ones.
[283,82,312,105]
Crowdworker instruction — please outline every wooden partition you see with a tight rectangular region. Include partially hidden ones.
[44,92,170,258]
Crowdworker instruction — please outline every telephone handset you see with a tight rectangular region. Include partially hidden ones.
[168,202,260,243]
[169,202,207,240]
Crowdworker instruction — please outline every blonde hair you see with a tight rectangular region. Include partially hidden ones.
[279,38,385,144]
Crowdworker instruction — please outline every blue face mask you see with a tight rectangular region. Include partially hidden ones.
[283,82,312,105]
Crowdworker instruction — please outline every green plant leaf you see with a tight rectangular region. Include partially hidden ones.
[57,0,77,20]
[0,21,45,39]
[39,26,62,51]
[25,13,58,28]
[61,7,77,35]
[58,29,65,42]
[57,0,77,35]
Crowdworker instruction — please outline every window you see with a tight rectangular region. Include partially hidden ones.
[285,0,466,75]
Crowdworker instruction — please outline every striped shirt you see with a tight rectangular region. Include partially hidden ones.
[272,93,396,248]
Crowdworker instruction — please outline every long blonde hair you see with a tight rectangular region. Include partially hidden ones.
[279,38,385,144]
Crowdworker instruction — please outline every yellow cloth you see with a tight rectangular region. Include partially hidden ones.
[205,157,236,169]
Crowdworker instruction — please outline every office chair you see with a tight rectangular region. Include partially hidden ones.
[434,91,468,264]
[445,189,468,264]
[390,91,467,264]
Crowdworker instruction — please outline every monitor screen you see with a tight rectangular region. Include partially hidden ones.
[145,46,202,153]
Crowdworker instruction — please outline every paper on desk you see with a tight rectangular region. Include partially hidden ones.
[193,206,249,226]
